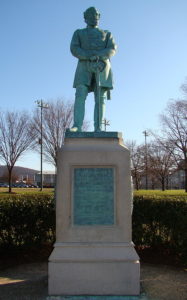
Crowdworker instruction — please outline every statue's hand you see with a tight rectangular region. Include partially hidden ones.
[89,55,99,62]
[97,61,106,72]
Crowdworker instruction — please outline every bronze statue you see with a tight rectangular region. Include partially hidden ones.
[70,7,117,132]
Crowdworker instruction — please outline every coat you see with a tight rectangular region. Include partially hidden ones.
[70,27,117,94]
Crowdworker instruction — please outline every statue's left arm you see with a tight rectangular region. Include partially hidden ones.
[95,31,117,61]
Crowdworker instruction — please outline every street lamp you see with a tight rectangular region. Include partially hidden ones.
[36,99,49,191]
[143,130,149,190]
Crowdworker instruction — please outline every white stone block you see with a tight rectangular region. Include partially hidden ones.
[48,134,140,296]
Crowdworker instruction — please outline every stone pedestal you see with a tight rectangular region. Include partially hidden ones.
[48,132,140,296]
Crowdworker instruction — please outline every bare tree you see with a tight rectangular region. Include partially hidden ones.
[148,140,175,191]
[0,111,33,192]
[126,141,144,190]
[180,77,187,97]
[31,99,89,167]
[160,99,187,191]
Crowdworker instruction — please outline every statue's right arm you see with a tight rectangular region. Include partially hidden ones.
[70,30,91,60]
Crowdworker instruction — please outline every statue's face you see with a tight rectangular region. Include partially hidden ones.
[85,13,100,27]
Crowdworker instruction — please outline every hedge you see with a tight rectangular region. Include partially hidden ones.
[0,194,186,265]
[0,194,55,251]
[132,196,187,264]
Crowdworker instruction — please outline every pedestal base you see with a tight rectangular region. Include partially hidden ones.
[48,134,140,296]
[48,242,140,296]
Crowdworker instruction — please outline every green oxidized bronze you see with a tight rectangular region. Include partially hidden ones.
[73,168,114,225]
[70,7,117,132]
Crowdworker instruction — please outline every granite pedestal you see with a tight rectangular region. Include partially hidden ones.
[48,132,140,296]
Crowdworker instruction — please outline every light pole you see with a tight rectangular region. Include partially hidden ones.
[36,99,49,191]
[143,130,149,190]
[102,118,110,131]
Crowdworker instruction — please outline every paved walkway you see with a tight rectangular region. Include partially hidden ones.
[0,263,186,300]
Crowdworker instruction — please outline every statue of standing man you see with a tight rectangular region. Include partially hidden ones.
[70,7,117,132]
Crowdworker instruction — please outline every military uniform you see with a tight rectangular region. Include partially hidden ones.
[70,26,117,132]
[71,27,117,93]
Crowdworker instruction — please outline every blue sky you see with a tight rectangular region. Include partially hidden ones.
[1,0,187,171]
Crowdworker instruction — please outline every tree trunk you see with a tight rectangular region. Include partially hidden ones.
[166,175,169,190]
[161,177,165,191]
[185,167,187,192]
[135,176,139,190]
[151,178,155,190]
[8,167,13,193]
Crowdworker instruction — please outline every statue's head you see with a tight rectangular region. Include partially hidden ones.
[84,7,100,27]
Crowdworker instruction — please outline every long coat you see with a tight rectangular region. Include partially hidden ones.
[70,27,117,94]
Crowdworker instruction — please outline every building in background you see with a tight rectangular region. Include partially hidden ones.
[35,171,56,188]
[0,166,38,185]
[139,169,185,190]
[168,169,185,190]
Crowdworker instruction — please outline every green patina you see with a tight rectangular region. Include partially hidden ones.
[65,130,122,139]
[73,168,114,225]
[69,7,117,133]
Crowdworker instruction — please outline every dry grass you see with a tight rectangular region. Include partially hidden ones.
[134,189,186,196]
[0,188,53,196]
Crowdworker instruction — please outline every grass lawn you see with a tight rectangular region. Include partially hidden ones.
[1,187,187,200]
[134,189,187,196]
[0,187,53,196]
[0,188,186,196]
[134,189,187,201]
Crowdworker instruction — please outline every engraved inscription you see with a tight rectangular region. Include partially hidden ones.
[73,168,114,225]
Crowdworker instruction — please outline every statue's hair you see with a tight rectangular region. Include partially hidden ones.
[83,7,100,19]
